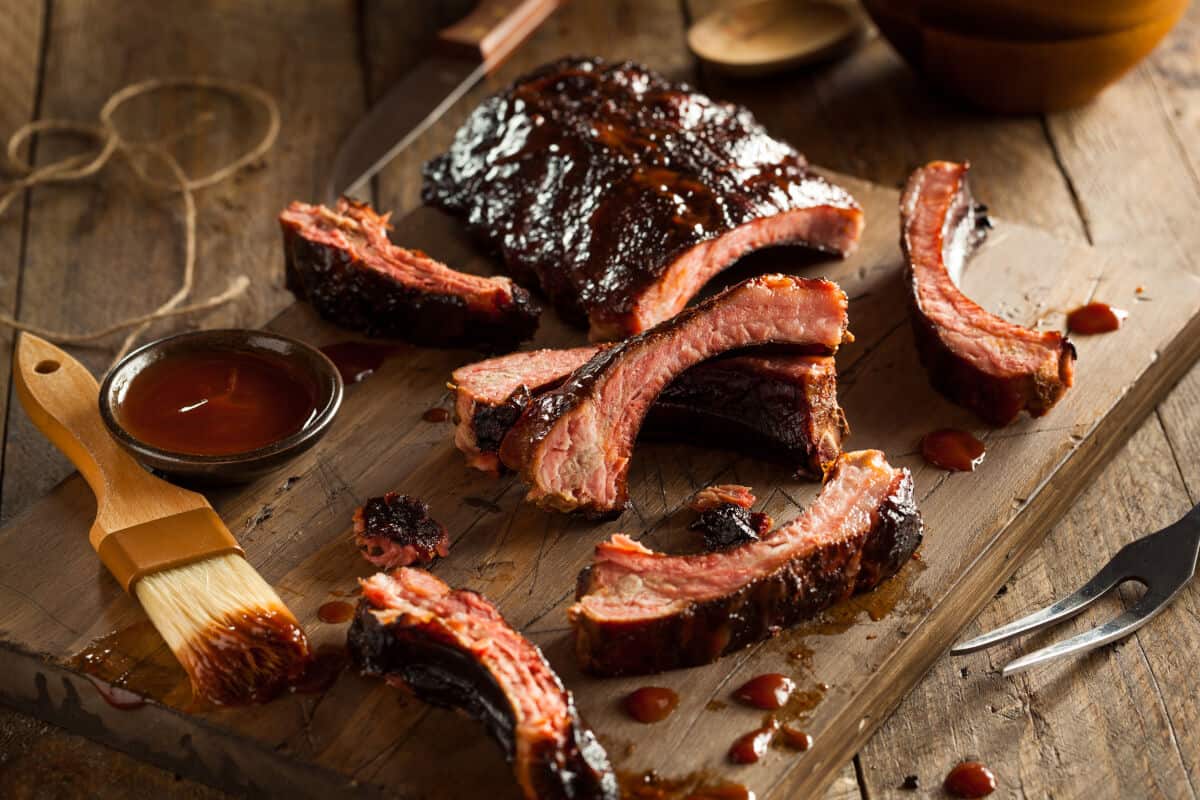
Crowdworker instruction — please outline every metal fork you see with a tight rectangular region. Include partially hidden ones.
[952,502,1200,676]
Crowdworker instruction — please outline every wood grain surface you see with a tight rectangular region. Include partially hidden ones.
[1,2,1199,799]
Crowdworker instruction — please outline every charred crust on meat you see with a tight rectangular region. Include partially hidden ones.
[280,199,539,352]
[352,493,449,570]
[690,505,766,550]
[423,57,863,339]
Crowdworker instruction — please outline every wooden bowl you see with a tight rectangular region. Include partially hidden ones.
[915,0,1187,40]
[863,0,1186,113]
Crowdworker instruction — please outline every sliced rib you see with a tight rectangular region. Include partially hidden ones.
[349,568,617,800]
[424,57,863,341]
[902,161,1076,425]
[569,450,923,676]
[451,347,847,477]
[498,275,850,516]
[280,199,539,351]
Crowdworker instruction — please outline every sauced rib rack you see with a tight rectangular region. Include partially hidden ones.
[424,57,863,340]
[570,450,922,676]
[902,161,1076,425]
[450,347,847,477]
[280,199,539,351]
[349,568,617,800]
[499,274,849,517]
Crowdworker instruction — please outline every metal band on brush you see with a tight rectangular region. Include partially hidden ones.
[94,507,243,592]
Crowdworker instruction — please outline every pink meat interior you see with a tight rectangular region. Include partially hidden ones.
[903,162,1070,380]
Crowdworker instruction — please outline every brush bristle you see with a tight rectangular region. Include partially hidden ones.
[134,553,311,706]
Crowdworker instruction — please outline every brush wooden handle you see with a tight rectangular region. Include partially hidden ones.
[437,0,564,72]
[13,334,239,589]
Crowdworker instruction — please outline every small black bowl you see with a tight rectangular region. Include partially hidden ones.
[100,329,343,484]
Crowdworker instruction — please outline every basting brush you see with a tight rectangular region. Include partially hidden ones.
[14,333,310,705]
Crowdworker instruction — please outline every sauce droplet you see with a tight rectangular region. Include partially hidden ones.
[944,761,996,798]
[317,600,355,624]
[778,725,812,751]
[422,407,450,423]
[733,673,795,710]
[624,686,679,723]
[291,644,348,695]
[728,721,778,764]
[117,350,320,456]
[85,675,147,710]
[319,341,404,384]
[1067,302,1126,335]
[921,428,986,472]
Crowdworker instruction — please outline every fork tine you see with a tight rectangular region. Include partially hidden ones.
[1000,589,1177,676]
[951,560,1124,655]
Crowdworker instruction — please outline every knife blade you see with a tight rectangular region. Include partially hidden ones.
[326,0,564,203]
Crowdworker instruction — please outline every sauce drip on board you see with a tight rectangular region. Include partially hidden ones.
[733,673,795,710]
[422,407,450,423]
[85,675,147,710]
[291,644,348,695]
[70,622,194,710]
[319,341,405,384]
[777,725,812,751]
[728,719,779,764]
[619,771,754,800]
[317,601,355,624]
[921,428,986,472]
[1067,302,1126,335]
[117,350,320,456]
[624,686,680,723]
[944,761,996,798]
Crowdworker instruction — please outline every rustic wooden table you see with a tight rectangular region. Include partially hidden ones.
[0,1,1197,798]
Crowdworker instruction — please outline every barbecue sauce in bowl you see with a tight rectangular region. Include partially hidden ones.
[101,329,343,483]
[117,349,320,456]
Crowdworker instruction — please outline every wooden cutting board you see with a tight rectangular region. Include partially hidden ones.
[0,172,1197,800]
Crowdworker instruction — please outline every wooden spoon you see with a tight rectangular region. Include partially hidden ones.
[688,0,866,77]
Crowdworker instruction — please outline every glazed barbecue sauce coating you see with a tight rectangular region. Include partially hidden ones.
[423,57,862,337]
[118,350,319,456]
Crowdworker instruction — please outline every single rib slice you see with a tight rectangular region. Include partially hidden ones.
[569,450,922,676]
[902,161,1076,425]
[424,57,863,341]
[451,347,847,477]
[349,568,617,800]
[499,275,850,516]
[280,199,539,351]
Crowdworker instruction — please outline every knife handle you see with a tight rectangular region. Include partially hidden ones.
[438,0,564,72]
